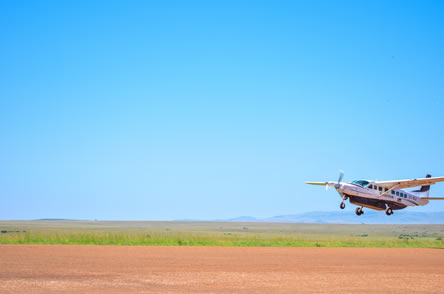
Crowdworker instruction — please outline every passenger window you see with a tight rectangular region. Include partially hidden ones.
[378,187,382,192]
[385,188,388,192]
[391,190,395,195]
[369,184,373,189]
[396,191,399,196]
[374,185,377,190]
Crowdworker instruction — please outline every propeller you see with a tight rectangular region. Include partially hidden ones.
[306,170,344,191]
[306,171,347,203]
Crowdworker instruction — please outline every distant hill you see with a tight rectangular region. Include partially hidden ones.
[35,218,75,221]
[226,216,258,222]
[220,211,444,224]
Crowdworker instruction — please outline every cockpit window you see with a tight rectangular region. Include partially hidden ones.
[351,180,370,187]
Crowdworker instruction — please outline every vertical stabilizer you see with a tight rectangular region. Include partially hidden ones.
[413,174,431,197]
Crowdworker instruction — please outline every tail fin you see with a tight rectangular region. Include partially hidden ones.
[413,174,431,197]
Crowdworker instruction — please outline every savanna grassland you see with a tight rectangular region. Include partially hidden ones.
[0,220,443,248]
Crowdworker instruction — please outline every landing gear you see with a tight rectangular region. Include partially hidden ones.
[384,203,393,216]
[355,207,364,216]
[339,194,347,210]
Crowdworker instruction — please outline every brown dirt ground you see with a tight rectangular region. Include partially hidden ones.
[0,245,443,293]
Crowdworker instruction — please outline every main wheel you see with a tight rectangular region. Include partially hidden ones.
[340,202,345,209]
[355,207,362,216]
[386,208,393,216]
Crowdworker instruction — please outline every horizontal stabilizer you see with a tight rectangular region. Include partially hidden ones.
[305,182,328,186]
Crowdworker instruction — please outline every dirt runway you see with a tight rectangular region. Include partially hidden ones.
[0,245,443,293]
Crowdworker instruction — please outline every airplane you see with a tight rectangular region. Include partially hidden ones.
[306,172,444,216]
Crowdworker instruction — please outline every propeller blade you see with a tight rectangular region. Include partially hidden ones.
[305,182,328,186]
[338,170,344,184]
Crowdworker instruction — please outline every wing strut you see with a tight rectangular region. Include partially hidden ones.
[378,184,400,199]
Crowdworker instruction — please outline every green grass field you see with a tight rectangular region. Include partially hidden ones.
[1,220,443,248]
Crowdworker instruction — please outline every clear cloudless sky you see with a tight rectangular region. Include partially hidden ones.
[1,0,444,220]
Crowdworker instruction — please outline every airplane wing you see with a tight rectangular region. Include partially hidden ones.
[373,176,444,190]
[422,197,444,200]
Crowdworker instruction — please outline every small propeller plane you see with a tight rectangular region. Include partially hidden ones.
[306,173,444,216]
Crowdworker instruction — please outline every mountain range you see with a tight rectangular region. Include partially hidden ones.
[218,211,444,224]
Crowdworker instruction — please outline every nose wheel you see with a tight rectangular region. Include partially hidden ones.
[339,194,347,210]
[355,207,364,216]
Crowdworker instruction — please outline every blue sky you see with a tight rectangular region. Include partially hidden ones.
[1,0,444,220]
